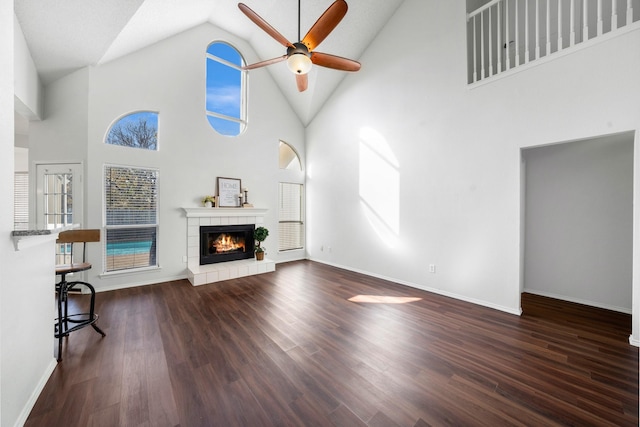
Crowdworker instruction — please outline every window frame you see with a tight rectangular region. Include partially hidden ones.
[36,162,83,230]
[279,141,303,171]
[206,41,247,136]
[103,164,160,274]
[278,182,305,252]
[105,111,159,151]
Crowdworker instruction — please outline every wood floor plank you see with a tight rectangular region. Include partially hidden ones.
[26,260,638,426]
[326,403,368,427]
[87,403,120,427]
[119,349,149,426]
[145,349,179,426]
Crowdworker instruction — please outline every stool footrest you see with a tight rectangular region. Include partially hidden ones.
[55,278,105,361]
[55,313,104,337]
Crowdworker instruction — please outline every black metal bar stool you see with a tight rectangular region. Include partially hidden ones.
[55,229,106,361]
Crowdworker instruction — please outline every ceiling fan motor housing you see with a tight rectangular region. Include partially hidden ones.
[287,42,312,74]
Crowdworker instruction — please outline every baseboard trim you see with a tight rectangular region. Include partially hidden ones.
[95,274,188,293]
[308,258,522,316]
[13,358,57,427]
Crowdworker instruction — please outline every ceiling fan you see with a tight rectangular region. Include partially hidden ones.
[238,0,361,92]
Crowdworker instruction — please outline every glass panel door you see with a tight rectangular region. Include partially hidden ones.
[36,163,83,264]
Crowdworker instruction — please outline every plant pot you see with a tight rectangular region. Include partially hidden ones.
[204,201,213,208]
[256,251,264,261]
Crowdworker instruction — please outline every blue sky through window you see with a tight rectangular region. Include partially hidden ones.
[206,42,244,136]
[116,111,158,128]
[207,115,241,136]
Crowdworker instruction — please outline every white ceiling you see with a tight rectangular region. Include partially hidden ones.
[14,0,405,125]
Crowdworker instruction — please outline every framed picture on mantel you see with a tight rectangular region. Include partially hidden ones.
[217,177,242,207]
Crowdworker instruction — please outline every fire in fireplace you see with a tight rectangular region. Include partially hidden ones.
[211,233,245,253]
[200,224,255,265]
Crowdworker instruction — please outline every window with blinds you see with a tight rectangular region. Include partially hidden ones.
[104,165,159,272]
[14,172,29,230]
[279,182,304,251]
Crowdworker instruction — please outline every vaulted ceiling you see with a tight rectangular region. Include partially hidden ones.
[14,0,405,125]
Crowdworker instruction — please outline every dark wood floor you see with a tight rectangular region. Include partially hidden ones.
[27,260,638,426]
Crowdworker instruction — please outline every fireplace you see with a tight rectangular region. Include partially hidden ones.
[200,224,255,265]
[183,207,273,286]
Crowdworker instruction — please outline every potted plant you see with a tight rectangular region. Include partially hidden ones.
[201,195,215,208]
[254,226,269,260]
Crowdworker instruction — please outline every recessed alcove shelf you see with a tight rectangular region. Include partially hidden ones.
[182,207,274,286]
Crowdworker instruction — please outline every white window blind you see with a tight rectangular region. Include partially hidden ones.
[279,182,304,251]
[14,172,29,230]
[104,165,159,272]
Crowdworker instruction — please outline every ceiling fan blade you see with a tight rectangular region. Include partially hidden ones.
[301,0,348,51]
[243,55,287,70]
[296,74,308,92]
[311,52,361,72]
[238,3,294,49]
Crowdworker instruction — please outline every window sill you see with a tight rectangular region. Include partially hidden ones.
[278,248,305,253]
[99,265,162,278]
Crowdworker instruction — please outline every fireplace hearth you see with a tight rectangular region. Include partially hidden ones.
[200,224,255,265]
[183,207,274,286]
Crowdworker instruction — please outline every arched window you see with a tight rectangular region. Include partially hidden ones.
[279,141,302,170]
[206,42,246,136]
[105,111,158,150]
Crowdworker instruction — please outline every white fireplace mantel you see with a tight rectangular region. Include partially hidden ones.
[182,207,269,219]
[182,207,274,286]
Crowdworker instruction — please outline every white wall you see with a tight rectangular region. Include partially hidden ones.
[1,238,57,427]
[305,0,640,327]
[0,2,11,424]
[29,22,306,292]
[30,67,89,163]
[15,147,28,172]
[13,14,41,120]
[3,6,57,427]
[28,68,89,229]
[523,133,634,312]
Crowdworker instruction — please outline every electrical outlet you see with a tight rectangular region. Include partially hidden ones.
[320,245,324,252]
[429,264,436,273]
[182,255,187,263]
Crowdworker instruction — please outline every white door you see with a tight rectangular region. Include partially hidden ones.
[36,163,83,229]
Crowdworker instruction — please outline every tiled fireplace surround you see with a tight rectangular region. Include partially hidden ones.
[183,208,275,286]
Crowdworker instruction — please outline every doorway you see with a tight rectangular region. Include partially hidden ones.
[521,132,634,315]
[35,163,83,229]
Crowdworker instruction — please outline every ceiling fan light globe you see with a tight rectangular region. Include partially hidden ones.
[287,53,312,75]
